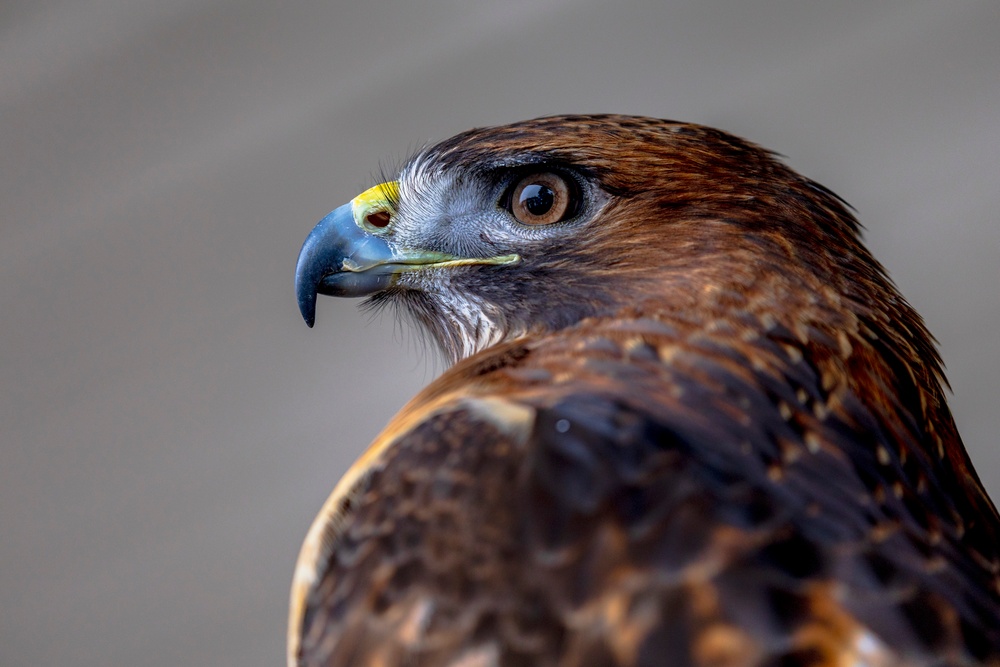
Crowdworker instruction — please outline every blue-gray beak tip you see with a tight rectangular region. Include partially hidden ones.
[295,224,326,328]
[294,202,397,328]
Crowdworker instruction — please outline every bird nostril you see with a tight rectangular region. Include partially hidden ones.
[366,211,391,228]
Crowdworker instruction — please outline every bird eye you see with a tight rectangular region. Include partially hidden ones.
[507,172,578,225]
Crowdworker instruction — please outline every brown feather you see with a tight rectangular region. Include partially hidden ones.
[291,116,1000,667]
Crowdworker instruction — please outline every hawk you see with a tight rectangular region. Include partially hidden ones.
[289,115,1000,667]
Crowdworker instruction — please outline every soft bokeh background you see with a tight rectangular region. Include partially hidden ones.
[3,1,998,665]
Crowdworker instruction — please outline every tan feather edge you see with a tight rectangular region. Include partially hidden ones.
[287,393,536,667]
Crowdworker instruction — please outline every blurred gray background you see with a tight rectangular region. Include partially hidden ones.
[3,1,998,665]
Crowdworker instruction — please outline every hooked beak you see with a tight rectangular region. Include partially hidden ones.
[294,182,518,327]
[295,200,397,327]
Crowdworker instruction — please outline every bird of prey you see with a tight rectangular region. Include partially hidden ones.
[290,115,1000,667]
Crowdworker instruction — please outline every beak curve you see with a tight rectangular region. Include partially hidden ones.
[295,186,521,328]
[294,203,397,327]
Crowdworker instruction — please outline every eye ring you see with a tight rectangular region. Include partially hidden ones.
[505,171,579,225]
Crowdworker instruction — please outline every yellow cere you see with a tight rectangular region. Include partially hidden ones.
[352,181,400,230]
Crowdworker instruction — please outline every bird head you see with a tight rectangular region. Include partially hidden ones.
[295,115,914,367]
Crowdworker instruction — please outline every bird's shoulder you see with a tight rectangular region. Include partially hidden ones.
[299,315,1000,667]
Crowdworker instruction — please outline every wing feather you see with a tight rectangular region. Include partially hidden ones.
[296,320,1000,667]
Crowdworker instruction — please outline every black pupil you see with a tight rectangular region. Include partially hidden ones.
[520,184,554,216]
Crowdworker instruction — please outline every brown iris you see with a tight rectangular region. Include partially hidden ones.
[509,172,576,225]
